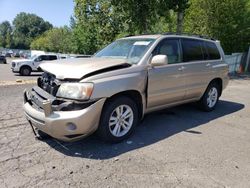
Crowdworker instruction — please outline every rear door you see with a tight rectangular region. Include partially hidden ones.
[147,38,186,108]
[180,38,213,99]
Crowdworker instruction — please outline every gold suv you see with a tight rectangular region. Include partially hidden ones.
[23,34,229,142]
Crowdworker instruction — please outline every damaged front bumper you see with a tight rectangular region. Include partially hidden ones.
[23,87,106,141]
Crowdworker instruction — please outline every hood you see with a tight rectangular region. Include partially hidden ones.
[39,57,131,80]
[13,59,32,63]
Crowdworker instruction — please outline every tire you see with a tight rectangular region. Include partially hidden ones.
[97,96,139,143]
[198,82,220,112]
[20,66,31,76]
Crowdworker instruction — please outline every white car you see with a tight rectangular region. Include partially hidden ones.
[11,54,58,76]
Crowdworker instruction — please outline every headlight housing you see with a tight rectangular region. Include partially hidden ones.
[56,83,94,100]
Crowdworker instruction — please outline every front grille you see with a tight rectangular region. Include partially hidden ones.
[38,72,60,96]
[12,62,15,67]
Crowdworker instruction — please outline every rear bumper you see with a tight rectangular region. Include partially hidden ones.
[23,90,106,141]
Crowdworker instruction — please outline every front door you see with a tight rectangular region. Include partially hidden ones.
[147,38,186,108]
[34,55,47,70]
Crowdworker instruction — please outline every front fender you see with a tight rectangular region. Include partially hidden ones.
[90,70,147,99]
[18,62,34,70]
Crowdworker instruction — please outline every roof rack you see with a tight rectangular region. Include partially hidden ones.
[124,33,158,37]
[163,32,216,41]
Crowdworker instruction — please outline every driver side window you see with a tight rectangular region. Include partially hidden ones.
[35,56,42,62]
[153,39,181,64]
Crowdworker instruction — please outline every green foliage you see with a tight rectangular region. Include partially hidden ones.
[30,27,74,53]
[184,0,250,54]
[73,0,126,54]
[12,12,53,49]
[166,0,190,12]
[111,0,158,34]
[2,0,249,55]
[0,21,13,48]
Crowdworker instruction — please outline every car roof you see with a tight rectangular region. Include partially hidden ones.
[124,34,162,39]
[40,54,57,56]
[124,33,217,42]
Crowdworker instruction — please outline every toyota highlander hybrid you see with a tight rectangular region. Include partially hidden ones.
[23,33,229,142]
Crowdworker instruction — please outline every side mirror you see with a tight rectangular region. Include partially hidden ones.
[151,55,168,66]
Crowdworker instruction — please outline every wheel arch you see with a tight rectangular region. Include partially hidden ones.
[208,77,223,97]
[104,90,144,120]
[20,64,32,72]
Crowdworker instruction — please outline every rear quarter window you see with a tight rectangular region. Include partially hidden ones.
[48,55,57,60]
[205,42,221,60]
[181,39,204,62]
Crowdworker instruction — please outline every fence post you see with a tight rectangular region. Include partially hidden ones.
[245,46,250,72]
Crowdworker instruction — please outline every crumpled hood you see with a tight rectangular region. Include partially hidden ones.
[39,57,130,80]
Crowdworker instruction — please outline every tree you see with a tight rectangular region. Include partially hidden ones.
[12,12,53,49]
[70,16,76,29]
[73,0,125,54]
[112,0,158,34]
[0,21,13,48]
[184,0,250,53]
[31,27,74,53]
[158,0,189,33]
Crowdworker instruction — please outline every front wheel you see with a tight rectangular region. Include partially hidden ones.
[97,96,138,143]
[198,82,220,112]
[20,66,31,76]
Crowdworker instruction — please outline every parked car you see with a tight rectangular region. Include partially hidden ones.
[23,34,229,142]
[13,52,20,58]
[0,55,7,64]
[5,53,11,58]
[11,54,58,76]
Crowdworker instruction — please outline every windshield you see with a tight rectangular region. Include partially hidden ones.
[94,38,155,64]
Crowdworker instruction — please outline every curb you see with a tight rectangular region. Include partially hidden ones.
[0,80,36,86]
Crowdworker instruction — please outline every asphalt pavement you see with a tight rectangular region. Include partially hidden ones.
[0,58,41,84]
[0,78,250,187]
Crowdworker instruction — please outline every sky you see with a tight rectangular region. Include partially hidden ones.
[0,0,74,27]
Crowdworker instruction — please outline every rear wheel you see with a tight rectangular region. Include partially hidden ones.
[198,82,220,111]
[97,96,138,143]
[20,66,31,76]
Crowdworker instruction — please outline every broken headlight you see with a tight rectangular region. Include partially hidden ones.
[56,83,94,100]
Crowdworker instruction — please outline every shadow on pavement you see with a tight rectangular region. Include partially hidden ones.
[43,100,244,159]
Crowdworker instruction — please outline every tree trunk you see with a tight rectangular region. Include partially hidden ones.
[177,11,184,34]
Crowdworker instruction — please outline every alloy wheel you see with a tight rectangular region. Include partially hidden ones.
[108,104,134,137]
[207,87,218,108]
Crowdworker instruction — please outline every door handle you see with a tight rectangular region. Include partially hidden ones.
[206,63,211,67]
[178,66,186,71]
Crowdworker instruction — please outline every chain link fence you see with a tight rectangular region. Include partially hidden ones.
[225,53,242,74]
[225,47,250,75]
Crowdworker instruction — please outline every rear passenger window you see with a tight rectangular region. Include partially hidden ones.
[41,55,48,61]
[182,39,204,62]
[154,39,181,64]
[48,55,57,60]
[205,42,221,60]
